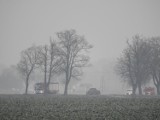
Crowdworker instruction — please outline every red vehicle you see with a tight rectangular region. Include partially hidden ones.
[143,87,155,95]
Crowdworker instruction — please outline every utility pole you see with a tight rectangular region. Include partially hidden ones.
[100,76,105,94]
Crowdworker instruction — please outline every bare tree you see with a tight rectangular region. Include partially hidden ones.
[47,39,62,90]
[17,46,39,94]
[38,39,62,94]
[149,37,160,95]
[116,35,151,95]
[116,47,137,95]
[57,29,92,95]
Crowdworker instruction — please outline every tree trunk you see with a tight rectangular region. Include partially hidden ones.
[64,61,70,95]
[64,71,69,95]
[25,77,29,94]
[157,86,160,95]
[64,81,69,95]
[44,60,47,94]
[156,84,160,95]
[24,67,33,94]
[132,84,137,95]
[138,82,142,95]
[47,68,52,93]
[46,83,50,93]
[44,70,47,94]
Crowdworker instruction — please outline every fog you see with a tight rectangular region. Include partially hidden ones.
[0,0,160,94]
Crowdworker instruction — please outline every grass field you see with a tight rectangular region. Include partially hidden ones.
[0,95,160,120]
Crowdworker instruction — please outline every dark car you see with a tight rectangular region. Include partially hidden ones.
[86,88,101,95]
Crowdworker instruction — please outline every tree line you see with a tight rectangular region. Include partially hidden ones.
[116,35,160,95]
[17,29,92,95]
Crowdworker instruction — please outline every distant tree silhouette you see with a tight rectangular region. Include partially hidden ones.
[116,35,151,95]
[148,37,160,95]
[17,46,39,94]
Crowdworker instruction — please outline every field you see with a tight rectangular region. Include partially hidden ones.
[0,95,160,120]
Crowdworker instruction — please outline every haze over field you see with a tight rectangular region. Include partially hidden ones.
[0,0,160,94]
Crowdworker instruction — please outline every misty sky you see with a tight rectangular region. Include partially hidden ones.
[0,0,160,67]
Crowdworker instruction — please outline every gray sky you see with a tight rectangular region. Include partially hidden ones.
[0,0,160,66]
